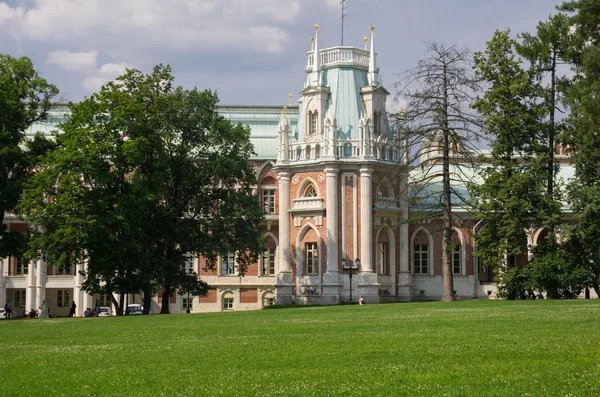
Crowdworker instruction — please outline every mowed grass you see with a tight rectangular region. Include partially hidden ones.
[1,300,599,396]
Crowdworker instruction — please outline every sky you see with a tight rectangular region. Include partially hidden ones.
[0,0,564,107]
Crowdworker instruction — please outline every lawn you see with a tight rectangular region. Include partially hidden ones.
[1,300,599,396]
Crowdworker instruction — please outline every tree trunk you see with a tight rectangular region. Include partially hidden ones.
[441,63,456,302]
[160,286,171,314]
[143,287,152,315]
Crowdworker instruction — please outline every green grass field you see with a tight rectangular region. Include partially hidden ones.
[1,300,599,396]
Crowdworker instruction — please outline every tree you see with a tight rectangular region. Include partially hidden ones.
[558,0,600,297]
[517,13,573,229]
[21,65,264,314]
[394,42,483,301]
[471,30,547,276]
[0,54,58,257]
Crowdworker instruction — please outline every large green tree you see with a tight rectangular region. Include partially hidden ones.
[517,13,573,228]
[558,0,600,296]
[471,30,547,273]
[0,54,58,257]
[21,65,264,314]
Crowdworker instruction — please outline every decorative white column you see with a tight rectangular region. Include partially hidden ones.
[325,168,339,273]
[276,171,293,305]
[82,259,92,313]
[35,258,45,310]
[0,258,5,306]
[359,168,374,272]
[74,261,83,317]
[398,172,413,301]
[322,167,341,305]
[26,259,36,313]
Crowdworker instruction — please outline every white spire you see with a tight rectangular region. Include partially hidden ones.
[368,25,379,86]
[312,24,321,86]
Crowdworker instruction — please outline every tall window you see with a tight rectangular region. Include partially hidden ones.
[373,111,380,136]
[183,253,195,274]
[309,111,318,135]
[223,296,234,310]
[57,290,71,307]
[221,253,236,275]
[182,297,192,311]
[378,242,388,274]
[261,248,276,276]
[14,290,26,307]
[414,244,428,274]
[15,257,28,275]
[305,242,318,275]
[262,189,276,214]
[452,245,461,275]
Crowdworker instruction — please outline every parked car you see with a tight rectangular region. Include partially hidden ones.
[126,304,143,315]
[0,308,16,319]
[98,307,112,317]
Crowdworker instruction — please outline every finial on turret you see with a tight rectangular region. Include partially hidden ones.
[364,36,369,50]
[288,93,293,106]
[368,25,379,86]
[312,23,321,85]
[282,105,287,116]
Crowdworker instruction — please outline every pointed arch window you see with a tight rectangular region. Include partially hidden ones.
[303,184,317,198]
[373,111,380,136]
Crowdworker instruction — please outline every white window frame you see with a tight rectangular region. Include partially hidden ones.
[221,253,236,276]
[15,257,28,275]
[183,253,195,274]
[414,244,429,274]
[182,297,192,311]
[452,246,461,275]
[378,242,388,274]
[223,296,234,310]
[263,296,275,307]
[262,189,276,214]
[261,248,276,276]
[305,242,318,275]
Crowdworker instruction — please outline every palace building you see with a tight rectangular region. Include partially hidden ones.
[0,26,588,317]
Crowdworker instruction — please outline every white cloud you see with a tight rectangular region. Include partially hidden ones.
[46,50,97,71]
[99,63,128,75]
[83,62,132,93]
[0,0,301,54]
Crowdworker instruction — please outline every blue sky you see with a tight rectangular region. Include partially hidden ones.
[0,0,563,106]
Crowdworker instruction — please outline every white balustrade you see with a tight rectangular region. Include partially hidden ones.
[306,47,370,69]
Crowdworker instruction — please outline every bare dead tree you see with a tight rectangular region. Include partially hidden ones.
[391,42,485,302]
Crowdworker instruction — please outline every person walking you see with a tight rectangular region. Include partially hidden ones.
[70,301,77,317]
[4,300,12,320]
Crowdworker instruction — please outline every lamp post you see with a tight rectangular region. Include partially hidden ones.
[186,268,194,314]
[342,257,360,304]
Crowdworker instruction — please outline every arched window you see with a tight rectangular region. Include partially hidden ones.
[305,145,311,159]
[303,184,317,197]
[309,111,318,135]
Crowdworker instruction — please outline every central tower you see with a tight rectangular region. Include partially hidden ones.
[274,25,404,306]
